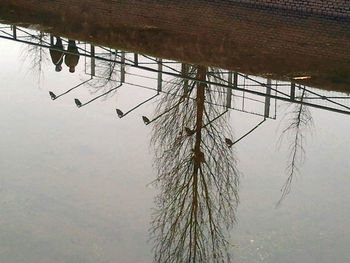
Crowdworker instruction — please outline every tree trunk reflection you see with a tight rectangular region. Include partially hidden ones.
[150,65,240,263]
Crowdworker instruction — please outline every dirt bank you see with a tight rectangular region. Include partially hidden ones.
[1,0,350,92]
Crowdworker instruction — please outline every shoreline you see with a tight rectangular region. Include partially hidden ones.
[1,0,349,92]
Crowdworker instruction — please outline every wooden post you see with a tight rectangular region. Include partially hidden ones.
[121,51,126,83]
[134,53,138,66]
[157,58,162,92]
[181,63,189,95]
[13,26,17,39]
[90,45,95,77]
[264,79,272,118]
[290,82,296,101]
[226,71,233,109]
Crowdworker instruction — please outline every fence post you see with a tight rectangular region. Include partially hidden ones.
[157,58,162,92]
[90,45,95,77]
[226,71,233,109]
[181,63,189,95]
[290,82,296,101]
[12,26,17,39]
[264,79,272,118]
[121,51,126,83]
[134,53,138,66]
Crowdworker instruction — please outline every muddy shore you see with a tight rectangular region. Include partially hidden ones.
[1,0,350,92]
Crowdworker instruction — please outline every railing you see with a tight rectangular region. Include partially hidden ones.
[1,23,350,120]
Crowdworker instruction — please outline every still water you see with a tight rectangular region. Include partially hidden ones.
[1,28,350,263]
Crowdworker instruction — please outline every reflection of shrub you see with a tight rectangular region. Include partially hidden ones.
[20,31,50,83]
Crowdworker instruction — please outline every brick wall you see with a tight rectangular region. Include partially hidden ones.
[235,0,350,18]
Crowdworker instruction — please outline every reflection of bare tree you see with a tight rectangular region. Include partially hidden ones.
[150,65,239,263]
[20,31,49,81]
[278,87,313,205]
[87,49,121,98]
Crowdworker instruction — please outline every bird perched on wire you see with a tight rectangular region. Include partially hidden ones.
[116,109,124,118]
[49,91,57,100]
[225,138,234,148]
[74,98,82,108]
[142,116,150,125]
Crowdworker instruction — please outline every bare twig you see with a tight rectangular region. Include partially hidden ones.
[277,87,313,206]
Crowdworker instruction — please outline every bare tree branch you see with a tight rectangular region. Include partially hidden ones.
[277,87,313,206]
[150,65,240,263]
[20,31,50,84]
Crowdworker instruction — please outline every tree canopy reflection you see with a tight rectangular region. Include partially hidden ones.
[149,65,239,263]
[277,86,313,205]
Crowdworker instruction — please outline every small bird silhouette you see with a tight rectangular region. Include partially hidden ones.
[225,138,234,148]
[49,91,56,100]
[116,109,124,118]
[185,127,195,136]
[74,98,82,108]
[142,116,150,125]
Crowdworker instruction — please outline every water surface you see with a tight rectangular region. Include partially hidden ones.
[0,23,350,263]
